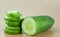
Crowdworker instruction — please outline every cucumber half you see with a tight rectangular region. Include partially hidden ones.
[22,16,54,35]
[22,18,37,35]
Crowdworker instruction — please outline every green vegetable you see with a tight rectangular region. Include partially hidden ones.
[4,11,22,34]
[6,11,22,17]
[22,15,54,35]
[5,21,20,27]
[5,26,20,30]
[4,26,22,34]
[4,16,20,22]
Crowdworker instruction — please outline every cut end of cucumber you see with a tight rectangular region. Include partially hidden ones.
[22,18,36,35]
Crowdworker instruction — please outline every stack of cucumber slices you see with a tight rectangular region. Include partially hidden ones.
[4,11,22,34]
[4,11,55,35]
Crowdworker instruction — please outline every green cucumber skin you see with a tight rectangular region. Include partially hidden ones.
[4,29,21,34]
[5,21,20,27]
[25,15,54,35]
[4,27,22,34]
[6,11,22,17]
[20,18,24,27]
[4,16,20,22]
[5,18,24,27]
[5,26,21,30]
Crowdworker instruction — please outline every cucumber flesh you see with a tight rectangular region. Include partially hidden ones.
[22,18,37,35]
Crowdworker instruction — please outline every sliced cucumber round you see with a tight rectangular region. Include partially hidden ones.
[5,21,20,27]
[5,26,21,31]
[4,29,20,34]
[4,16,20,22]
[22,16,54,35]
[22,18,37,35]
[6,11,22,17]
[4,26,21,34]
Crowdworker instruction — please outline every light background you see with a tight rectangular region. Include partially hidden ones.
[0,0,60,37]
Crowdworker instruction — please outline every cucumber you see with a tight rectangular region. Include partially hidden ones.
[5,21,20,27]
[22,16,54,35]
[4,16,20,22]
[4,11,22,34]
[5,18,24,27]
[20,18,24,27]
[4,26,22,34]
[4,29,20,34]
[6,11,22,17]
[5,26,20,30]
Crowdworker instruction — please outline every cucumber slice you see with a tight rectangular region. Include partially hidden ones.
[4,16,20,22]
[5,21,20,27]
[6,11,22,17]
[22,18,37,35]
[4,26,22,34]
[5,26,21,31]
[22,16,54,35]
[4,29,20,34]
